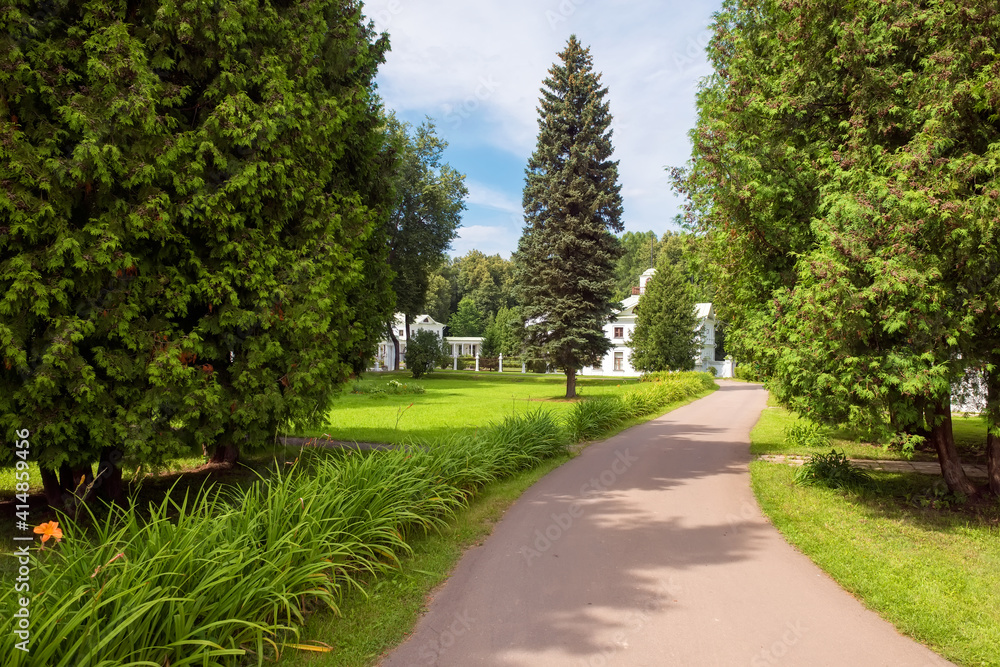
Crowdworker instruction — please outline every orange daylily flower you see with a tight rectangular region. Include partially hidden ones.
[34,521,63,549]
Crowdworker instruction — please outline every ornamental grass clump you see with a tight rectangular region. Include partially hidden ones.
[567,372,715,441]
[426,409,568,493]
[0,454,465,667]
[794,450,875,491]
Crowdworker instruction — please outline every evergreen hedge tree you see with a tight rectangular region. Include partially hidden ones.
[0,0,395,505]
[629,261,700,372]
[515,35,624,398]
[677,0,1000,496]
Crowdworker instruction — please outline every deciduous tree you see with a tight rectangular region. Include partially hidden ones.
[447,296,485,337]
[384,116,467,369]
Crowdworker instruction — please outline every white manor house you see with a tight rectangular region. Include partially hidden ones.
[374,267,731,377]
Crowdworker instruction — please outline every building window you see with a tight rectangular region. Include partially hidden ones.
[614,351,624,371]
[398,329,404,338]
[613,326,624,339]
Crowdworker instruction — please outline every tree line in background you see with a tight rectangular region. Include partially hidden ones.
[678,0,1000,496]
[417,231,711,360]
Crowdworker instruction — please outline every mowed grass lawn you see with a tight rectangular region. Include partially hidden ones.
[750,406,1000,666]
[299,370,644,444]
[750,405,989,462]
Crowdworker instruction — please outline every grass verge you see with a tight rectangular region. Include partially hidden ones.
[751,424,1000,666]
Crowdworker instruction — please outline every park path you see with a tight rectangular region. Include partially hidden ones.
[380,381,952,667]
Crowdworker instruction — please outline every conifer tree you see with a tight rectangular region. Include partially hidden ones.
[0,0,395,503]
[515,35,623,398]
[628,261,700,372]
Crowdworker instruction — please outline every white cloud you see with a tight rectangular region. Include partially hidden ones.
[466,180,522,214]
[367,0,722,252]
[452,225,516,259]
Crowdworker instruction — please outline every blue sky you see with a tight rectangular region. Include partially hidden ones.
[365,0,722,258]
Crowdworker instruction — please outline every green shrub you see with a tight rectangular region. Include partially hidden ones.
[793,449,874,490]
[405,330,445,378]
[784,419,830,449]
[733,363,765,382]
[884,431,923,460]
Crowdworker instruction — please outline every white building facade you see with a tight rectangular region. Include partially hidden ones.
[374,314,484,370]
[585,268,729,378]
[373,267,731,377]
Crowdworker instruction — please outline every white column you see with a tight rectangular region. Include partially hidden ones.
[522,362,526,373]
[499,353,503,373]
[475,355,480,372]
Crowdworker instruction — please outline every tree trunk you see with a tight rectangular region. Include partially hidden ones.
[985,368,1000,496]
[566,367,577,399]
[95,447,125,506]
[928,399,978,497]
[210,439,240,467]
[40,467,64,509]
[59,463,93,500]
[388,326,400,371]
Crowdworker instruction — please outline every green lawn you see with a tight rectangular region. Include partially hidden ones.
[299,370,643,444]
[750,408,1000,667]
[750,406,988,462]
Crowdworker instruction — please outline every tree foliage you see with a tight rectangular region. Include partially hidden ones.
[515,35,624,398]
[384,116,467,368]
[481,306,521,359]
[447,296,485,337]
[385,116,466,319]
[404,329,443,379]
[614,228,713,302]
[629,260,700,372]
[677,0,1000,495]
[455,249,514,319]
[0,0,396,500]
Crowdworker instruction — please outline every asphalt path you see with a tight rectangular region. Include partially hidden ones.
[380,381,953,666]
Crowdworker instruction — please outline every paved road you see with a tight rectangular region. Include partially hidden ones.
[381,381,952,666]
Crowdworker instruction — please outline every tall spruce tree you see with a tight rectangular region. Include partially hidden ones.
[629,261,700,372]
[515,36,623,398]
[0,0,395,504]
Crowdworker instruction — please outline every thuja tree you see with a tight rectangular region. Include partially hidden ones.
[0,0,396,506]
[629,259,700,373]
[515,35,623,398]
[678,0,1000,495]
